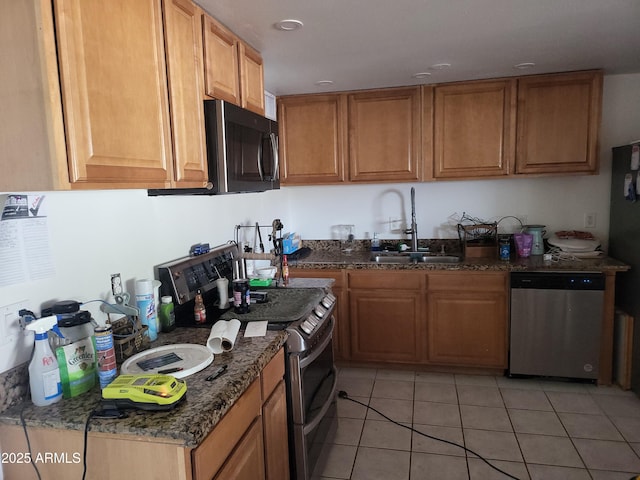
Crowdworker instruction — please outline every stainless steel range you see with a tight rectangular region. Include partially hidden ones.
[155,243,338,480]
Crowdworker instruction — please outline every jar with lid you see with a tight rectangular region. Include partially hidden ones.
[158,296,175,332]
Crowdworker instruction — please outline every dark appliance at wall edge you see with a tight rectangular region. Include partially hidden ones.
[609,142,640,394]
[148,100,279,196]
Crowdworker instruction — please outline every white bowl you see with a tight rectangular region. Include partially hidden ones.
[256,267,277,279]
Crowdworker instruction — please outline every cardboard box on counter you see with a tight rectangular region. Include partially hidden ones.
[283,232,301,254]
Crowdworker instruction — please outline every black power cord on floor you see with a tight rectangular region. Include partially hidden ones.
[19,405,42,480]
[337,390,521,480]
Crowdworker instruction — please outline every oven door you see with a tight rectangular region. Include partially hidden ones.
[288,316,337,426]
[288,316,337,480]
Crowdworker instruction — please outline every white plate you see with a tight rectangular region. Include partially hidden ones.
[548,236,600,252]
[121,343,213,379]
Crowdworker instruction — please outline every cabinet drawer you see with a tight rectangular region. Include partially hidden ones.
[192,379,261,480]
[428,272,506,292]
[348,271,424,290]
[261,348,284,401]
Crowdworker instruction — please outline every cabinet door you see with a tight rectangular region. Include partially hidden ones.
[289,269,349,360]
[433,80,516,178]
[55,0,173,188]
[515,71,602,174]
[239,42,265,115]
[349,271,425,364]
[163,0,208,187]
[262,381,290,480]
[427,272,508,368]
[278,94,347,184]
[214,418,266,480]
[202,15,240,104]
[427,292,507,367]
[348,87,421,182]
[350,289,423,363]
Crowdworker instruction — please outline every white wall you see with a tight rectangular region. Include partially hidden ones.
[1,72,639,373]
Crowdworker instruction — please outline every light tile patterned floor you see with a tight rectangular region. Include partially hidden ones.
[312,367,640,480]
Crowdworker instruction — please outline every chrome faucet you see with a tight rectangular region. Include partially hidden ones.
[404,187,418,252]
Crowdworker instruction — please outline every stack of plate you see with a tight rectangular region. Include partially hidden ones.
[547,231,602,257]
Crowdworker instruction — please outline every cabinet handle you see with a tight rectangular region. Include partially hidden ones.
[270,133,279,180]
[257,136,264,181]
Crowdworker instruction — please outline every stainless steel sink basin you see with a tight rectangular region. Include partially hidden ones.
[370,252,461,264]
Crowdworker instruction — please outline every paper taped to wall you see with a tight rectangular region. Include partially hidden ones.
[0,194,55,287]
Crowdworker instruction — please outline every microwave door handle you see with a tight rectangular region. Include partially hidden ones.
[257,136,265,181]
[270,133,279,180]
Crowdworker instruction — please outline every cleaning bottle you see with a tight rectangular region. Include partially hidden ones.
[25,315,63,406]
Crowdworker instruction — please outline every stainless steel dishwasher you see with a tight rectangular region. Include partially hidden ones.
[509,271,605,380]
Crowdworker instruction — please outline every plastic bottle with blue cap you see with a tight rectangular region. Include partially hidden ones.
[25,315,63,406]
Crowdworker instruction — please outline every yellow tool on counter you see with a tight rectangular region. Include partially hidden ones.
[101,374,187,411]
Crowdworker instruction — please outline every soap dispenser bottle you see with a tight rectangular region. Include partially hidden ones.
[371,232,381,251]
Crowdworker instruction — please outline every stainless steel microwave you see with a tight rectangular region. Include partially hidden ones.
[205,99,279,193]
[148,100,279,196]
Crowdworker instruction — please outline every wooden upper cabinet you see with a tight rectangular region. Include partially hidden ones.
[54,0,173,188]
[433,79,516,178]
[202,15,240,104]
[239,42,265,115]
[163,0,208,187]
[278,94,347,184]
[348,87,421,182]
[515,71,602,174]
[202,15,265,115]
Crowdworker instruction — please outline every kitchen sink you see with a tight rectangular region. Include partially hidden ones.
[370,252,461,264]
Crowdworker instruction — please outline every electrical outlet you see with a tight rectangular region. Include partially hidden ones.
[0,299,32,374]
[584,212,597,229]
[388,217,404,233]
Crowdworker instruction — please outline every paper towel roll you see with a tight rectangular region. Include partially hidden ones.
[207,319,241,354]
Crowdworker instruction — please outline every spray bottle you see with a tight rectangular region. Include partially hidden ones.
[25,315,63,406]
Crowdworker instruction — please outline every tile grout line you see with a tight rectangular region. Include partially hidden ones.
[496,377,528,480]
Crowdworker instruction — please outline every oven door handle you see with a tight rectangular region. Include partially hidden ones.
[303,366,338,436]
[298,315,335,370]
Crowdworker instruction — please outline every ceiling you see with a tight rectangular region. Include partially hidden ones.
[196,0,640,96]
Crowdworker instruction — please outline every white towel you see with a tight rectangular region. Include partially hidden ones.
[206,319,241,354]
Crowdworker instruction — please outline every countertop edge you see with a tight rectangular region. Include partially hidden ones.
[0,331,288,448]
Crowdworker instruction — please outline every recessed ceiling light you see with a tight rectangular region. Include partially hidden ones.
[429,63,451,70]
[274,19,304,31]
[412,72,432,79]
[514,62,536,70]
[314,80,334,87]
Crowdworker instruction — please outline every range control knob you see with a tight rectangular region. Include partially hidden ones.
[300,321,313,335]
[321,294,336,309]
[314,304,328,318]
[306,314,318,327]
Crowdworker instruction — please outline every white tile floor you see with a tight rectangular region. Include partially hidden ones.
[312,367,640,480]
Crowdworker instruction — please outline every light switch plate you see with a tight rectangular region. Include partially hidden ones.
[0,300,32,374]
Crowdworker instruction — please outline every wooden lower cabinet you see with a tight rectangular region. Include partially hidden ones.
[214,418,265,480]
[426,272,508,368]
[348,271,426,364]
[262,381,290,480]
[0,348,288,480]
[289,269,349,360]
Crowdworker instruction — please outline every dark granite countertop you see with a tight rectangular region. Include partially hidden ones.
[0,327,287,448]
[289,246,629,272]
